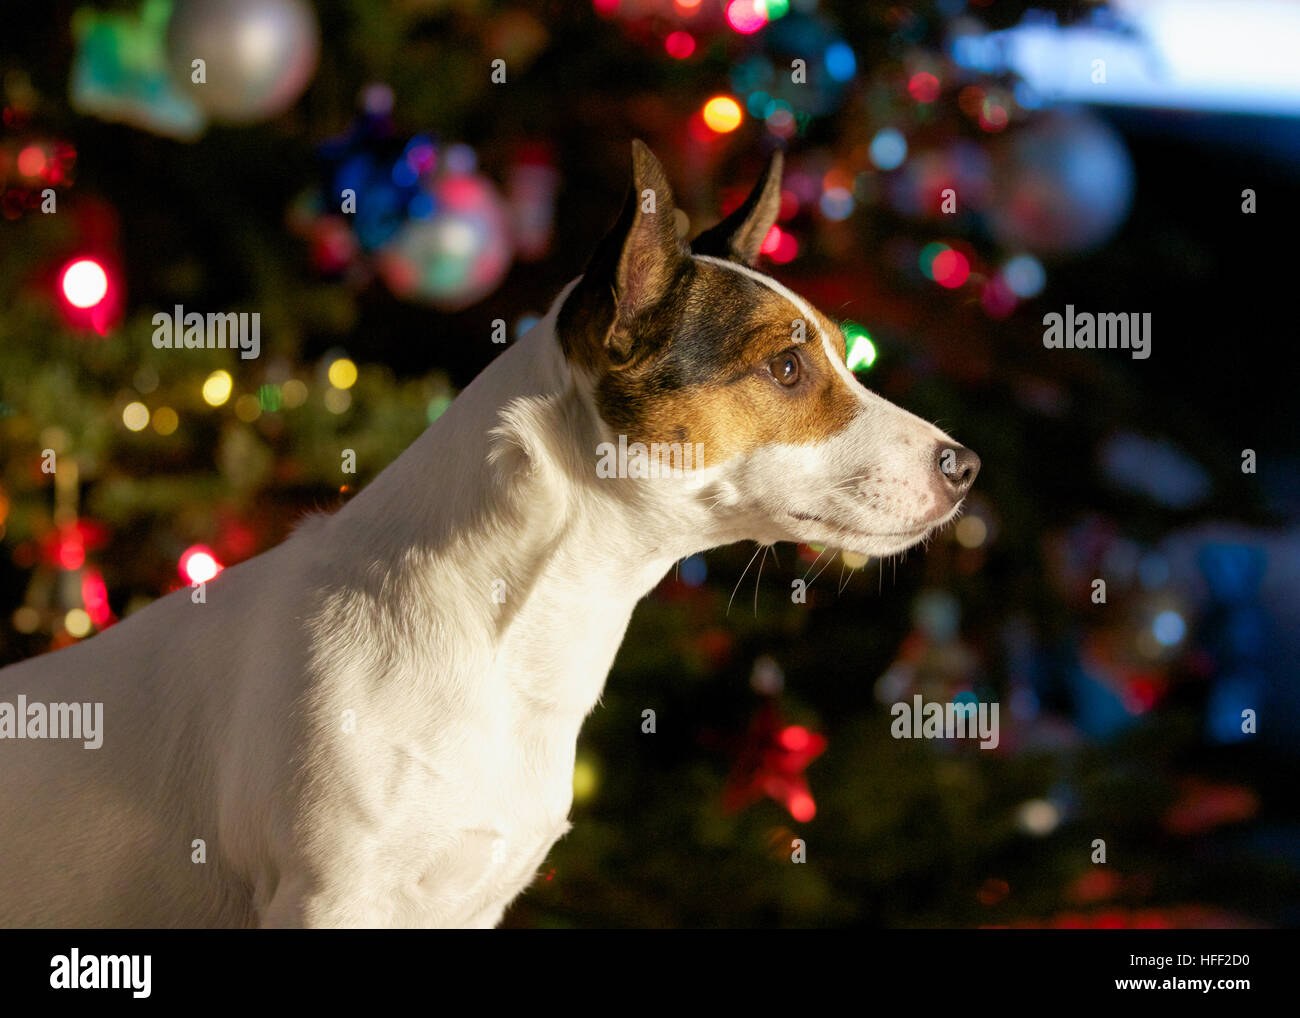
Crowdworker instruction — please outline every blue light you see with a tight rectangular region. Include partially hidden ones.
[391,160,418,188]
[1153,610,1186,647]
[869,128,907,170]
[825,41,857,83]
[1002,254,1046,298]
[514,314,540,339]
[819,186,854,221]
[408,192,435,219]
[681,554,707,587]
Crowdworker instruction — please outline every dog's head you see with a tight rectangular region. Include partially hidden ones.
[557,141,978,558]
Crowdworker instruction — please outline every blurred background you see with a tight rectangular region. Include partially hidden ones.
[2,0,1299,928]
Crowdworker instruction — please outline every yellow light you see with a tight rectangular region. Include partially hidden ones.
[572,756,599,803]
[122,401,149,431]
[152,406,179,435]
[327,357,358,390]
[202,370,233,406]
[12,606,40,633]
[703,95,743,133]
[282,378,308,408]
[324,387,351,414]
[955,515,988,549]
[64,608,92,638]
[234,394,261,422]
[842,550,869,569]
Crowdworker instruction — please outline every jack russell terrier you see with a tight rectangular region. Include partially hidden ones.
[0,142,978,928]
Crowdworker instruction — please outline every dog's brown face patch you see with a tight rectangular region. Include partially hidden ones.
[556,142,862,469]
[588,258,859,467]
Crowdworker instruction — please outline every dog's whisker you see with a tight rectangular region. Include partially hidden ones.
[727,544,764,617]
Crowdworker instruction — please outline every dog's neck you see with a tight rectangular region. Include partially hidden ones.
[319,282,706,716]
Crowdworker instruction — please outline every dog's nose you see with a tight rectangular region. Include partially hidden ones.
[935,443,980,499]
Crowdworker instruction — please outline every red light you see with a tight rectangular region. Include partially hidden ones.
[58,538,85,571]
[761,225,782,254]
[778,189,799,220]
[17,144,46,178]
[931,249,970,288]
[979,103,1009,132]
[665,31,695,59]
[779,724,811,751]
[592,0,619,16]
[60,258,109,309]
[788,792,816,822]
[726,0,767,34]
[81,568,114,627]
[908,72,941,103]
[180,545,223,584]
[769,230,799,264]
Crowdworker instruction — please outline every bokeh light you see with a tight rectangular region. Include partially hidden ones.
[202,370,233,406]
[869,128,907,170]
[931,248,970,288]
[726,0,767,34]
[825,41,856,82]
[908,71,941,103]
[328,357,358,389]
[702,95,743,133]
[1003,253,1046,298]
[60,258,109,309]
[665,31,695,59]
[179,545,223,584]
[122,401,149,431]
[842,322,877,371]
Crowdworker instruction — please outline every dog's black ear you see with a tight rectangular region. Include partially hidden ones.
[560,140,686,367]
[691,150,784,266]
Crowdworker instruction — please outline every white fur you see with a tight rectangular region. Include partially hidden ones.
[0,262,964,928]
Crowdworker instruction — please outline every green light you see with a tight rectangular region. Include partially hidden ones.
[258,383,282,412]
[841,322,877,371]
[761,0,791,18]
[426,394,453,424]
[919,241,950,280]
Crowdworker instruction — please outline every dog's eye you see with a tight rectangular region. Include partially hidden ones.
[768,351,801,387]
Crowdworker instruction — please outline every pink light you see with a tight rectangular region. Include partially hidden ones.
[592,0,619,17]
[726,0,767,34]
[908,72,941,103]
[931,248,970,288]
[60,258,109,309]
[665,31,695,59]
[180,545,223,584]
[769,230,799,264]
[761,224,783,254]
[81,568,113,627]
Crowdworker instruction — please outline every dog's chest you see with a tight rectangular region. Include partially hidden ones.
[370,689,584,927]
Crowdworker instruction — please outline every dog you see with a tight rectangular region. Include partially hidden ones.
[0,141,978,928]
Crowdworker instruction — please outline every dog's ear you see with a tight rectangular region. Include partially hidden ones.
[560,140,686,368]
[690,151,784,266]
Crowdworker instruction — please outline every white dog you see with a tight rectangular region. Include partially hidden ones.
[0,142,977,927]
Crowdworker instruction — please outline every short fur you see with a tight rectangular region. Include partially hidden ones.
[0,142,977,927]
